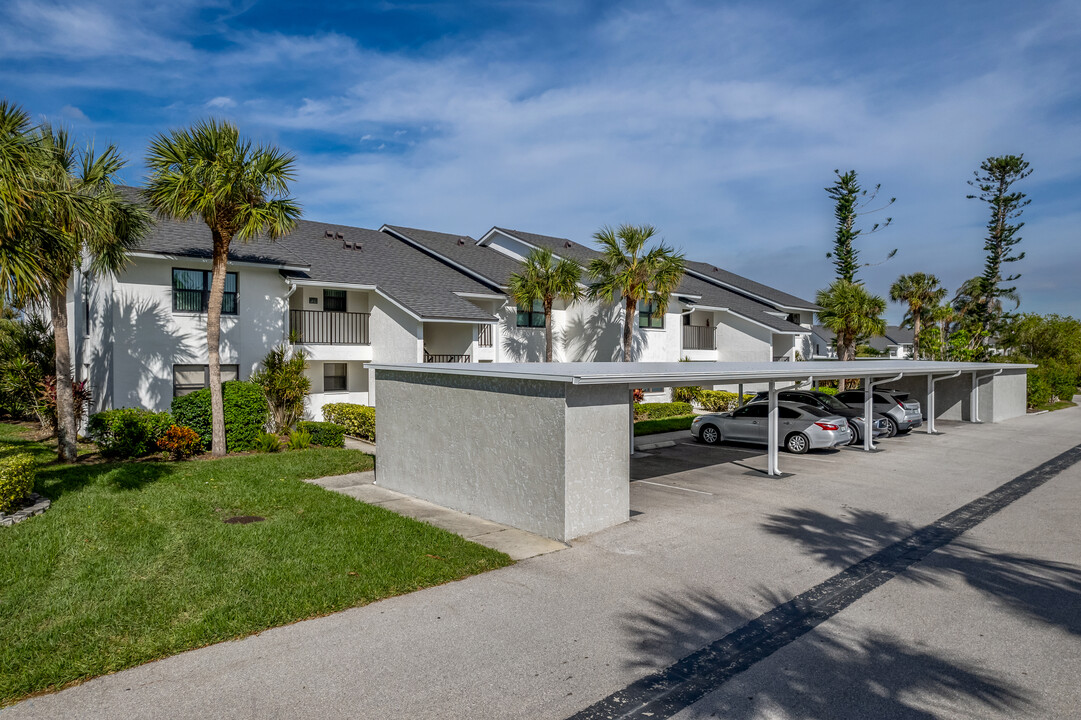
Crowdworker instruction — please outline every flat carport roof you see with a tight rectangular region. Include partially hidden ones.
[369,360,1032,540]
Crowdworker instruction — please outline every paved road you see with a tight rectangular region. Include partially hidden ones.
[8,408,1081,719]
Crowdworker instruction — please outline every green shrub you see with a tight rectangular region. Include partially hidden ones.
[1027,370,1052,407]
[322,403,375,441]
[814,385,839,395]
[87,408,174,458]
[296,421,345,448]
[1027,361,1079,407]
[697,391,754,412]
[0,453,35,514]
[171,381,269,452]
[157,424,202,460]
[671,386,702,403]
[250,344,310,433]
[286,429,312,451]
[253,432,282,453]
[634,401,693,420]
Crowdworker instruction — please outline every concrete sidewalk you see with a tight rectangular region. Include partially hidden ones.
[8,407,1081,719]
[303,471,566,560]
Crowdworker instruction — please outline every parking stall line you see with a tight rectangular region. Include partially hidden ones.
[632,480,714,496]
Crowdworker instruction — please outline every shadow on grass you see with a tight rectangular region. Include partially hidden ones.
[34,460,174,498]
[615,587,1031,719]
[761,507,1081,636]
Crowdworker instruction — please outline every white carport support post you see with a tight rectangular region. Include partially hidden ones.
[863,373,904,451]
[927,370,962,434]
[629,388,636,453]
[767,381,779,476]
[737,383,745,406]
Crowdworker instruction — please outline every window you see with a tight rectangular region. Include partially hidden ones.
[733,404,768,418]
[323,362,347,392]
[83,279,91,335]
[779,406,801,419]
[638,299,664,329]
[323,289,347,312]
[172,364,239,397]
[516,299,545,328]
[172,269,238,314]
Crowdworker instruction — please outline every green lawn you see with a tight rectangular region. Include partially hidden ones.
[0,423,512,706]
[634,414,697,436]
[1030,399,1077,412]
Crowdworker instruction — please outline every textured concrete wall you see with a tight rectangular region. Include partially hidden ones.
[375,370,631,541]
[882,368,1028,424]
[368,296,421,405]
[563,384,631,538]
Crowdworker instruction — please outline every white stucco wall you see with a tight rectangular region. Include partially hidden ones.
[79,256,288,412]
[367,294,422,405]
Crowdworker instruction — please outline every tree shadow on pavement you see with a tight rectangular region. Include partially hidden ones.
[617,587,1032,719]
[761,507,1081,636]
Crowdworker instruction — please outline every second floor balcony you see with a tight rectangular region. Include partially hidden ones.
[682,325,716,351]
[290,309,371,345]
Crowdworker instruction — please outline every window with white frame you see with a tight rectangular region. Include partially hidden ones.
[172,364,239,397]
[323,362,347,392]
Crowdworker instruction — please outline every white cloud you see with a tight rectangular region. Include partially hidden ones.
[59,104,89,121]
[206,96,236,109]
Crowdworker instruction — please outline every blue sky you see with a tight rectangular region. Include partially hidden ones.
[2,0,1079,321]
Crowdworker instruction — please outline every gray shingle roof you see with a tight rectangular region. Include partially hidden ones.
[119,188,495,322]
[490,227,602,267]
[676,274,806,334]
[383,225,521,288]
[120,187,310,268]
[684,260,820,311]
[274,222,498,322]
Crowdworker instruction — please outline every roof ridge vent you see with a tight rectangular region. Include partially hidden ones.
[324,230,333,239]
[712,266,720,272]
[457,237,466,245]
[564,241,573,248]
[354,242,362,251]
[336,232,344,241]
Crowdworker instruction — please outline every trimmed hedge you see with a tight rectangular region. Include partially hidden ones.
[0,453,35,514]
[171,381,269,452]
[322,403,375,441]
[697,391,754,412]
[634,401,693,420]
[296,421,345,448]
[1027,361,1079,407]
[87,408,174,458]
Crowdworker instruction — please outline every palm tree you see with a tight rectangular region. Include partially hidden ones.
[889,272,946,359]
[507,247,582,362]
[816,279,886,389]
[145,120,300,456]
[587,224,684,362]
[17,124,150,461]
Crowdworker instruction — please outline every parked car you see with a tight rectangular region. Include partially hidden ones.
[690,401,852,454]
[749,390,890,445]
[835,389,923,436]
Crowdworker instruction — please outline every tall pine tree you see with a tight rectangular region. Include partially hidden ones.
[966,155,1031,342]
[825,170,896,282]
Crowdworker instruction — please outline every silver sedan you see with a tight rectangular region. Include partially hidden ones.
[691,401,852,454]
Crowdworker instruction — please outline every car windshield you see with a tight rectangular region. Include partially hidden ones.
[816,394,850,411]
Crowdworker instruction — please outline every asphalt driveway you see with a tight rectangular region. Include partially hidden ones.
[8,407,1081,719]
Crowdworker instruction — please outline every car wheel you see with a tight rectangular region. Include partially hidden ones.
[848,428,861,445]
[884,417,899,438]
[699,424,721,445]
[785,432,809,454]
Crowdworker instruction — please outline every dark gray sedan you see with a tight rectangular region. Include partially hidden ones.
[691,401,852,454]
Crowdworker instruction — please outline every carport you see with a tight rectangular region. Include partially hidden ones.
[369,360,1031,541]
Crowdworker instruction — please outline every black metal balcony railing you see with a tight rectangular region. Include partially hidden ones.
[425,353,471,363]
[682,325,716,351]
[290,310,370,345]
[478,324,493,347]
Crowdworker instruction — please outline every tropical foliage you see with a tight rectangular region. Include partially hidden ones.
[588,224,684,362]
[507,247,582,362]
[824,169,895,282]
[816,280,886,387]
[889,272,946,360]
[145,120,301,455]
[250,343,310,433]
[0,308,53,424]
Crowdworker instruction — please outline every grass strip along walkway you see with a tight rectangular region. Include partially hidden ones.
[0,423,512,706]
